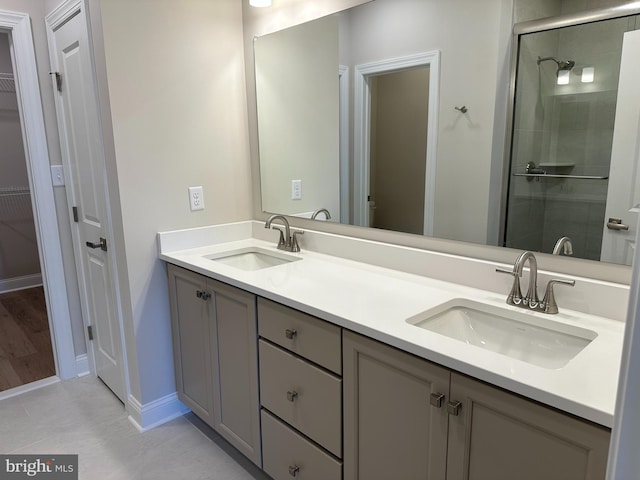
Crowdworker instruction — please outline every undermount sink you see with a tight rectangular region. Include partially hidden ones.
[204,247,301,271]
[406,299,597,369]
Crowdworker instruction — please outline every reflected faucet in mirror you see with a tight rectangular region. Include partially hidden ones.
[311,208,331,220]
[553,237,574,256]
[265,214,304,252]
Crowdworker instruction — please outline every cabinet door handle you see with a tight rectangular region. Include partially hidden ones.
[288,465,300,477]
[196,290,211,301]
[286,390,298,402]
[430,392,445,408]
[447,400,462,416]
[285,329,297,339]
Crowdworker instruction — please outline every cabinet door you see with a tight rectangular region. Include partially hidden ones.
[446,373,611,480]
[343,331,450,480]
[210,279,262,467]
[167,265,214,426]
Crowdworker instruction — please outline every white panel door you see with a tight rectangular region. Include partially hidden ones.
[48,6,125,401]
[601,30,640,265]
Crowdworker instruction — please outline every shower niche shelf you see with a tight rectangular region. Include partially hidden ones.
[539,162,575,168]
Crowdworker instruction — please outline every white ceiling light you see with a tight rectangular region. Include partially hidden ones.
[250,0,272,6]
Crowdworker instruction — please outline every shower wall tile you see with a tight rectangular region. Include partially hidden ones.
[541,198,606,260]
[514,0,561,23]
[512,129,543,167]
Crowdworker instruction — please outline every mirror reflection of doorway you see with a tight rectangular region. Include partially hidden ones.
[0,33,55,392]
[369,66,430,234]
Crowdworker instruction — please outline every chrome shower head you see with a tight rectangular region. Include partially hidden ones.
[557,59,575,71]
[536,56,575,72]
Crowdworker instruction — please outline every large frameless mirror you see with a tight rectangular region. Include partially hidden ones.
[254,0,640,266]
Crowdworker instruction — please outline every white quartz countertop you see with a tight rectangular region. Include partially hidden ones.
[160,236,624,428]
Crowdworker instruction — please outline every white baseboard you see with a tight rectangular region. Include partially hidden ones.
[0,376,59,401]
[127,392,190,433]
[75,354,90,377]
[0,273,43,294]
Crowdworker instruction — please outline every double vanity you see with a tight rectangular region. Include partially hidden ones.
[159,221,624,480]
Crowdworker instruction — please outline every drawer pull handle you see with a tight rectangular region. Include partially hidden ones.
[430,392,445,408]
[447,400,462,416]
[288,465,300,477]
[285,329,297,339]
[286,390,298,402]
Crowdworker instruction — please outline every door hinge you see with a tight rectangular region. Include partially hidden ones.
[49,71,62,92]
[87,325,94,341]
[72,206,79,222]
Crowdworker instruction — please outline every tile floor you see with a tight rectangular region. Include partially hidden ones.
[0,376,271,479]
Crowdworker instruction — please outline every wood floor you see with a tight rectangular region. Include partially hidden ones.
[0,286,55,392]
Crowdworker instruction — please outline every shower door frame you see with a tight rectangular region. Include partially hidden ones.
[499,3,640,248]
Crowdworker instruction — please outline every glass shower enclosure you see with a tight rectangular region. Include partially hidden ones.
[505,14,639,262]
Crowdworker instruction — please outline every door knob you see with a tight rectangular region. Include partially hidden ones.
[607,218,629,231]
[86,237,107,251]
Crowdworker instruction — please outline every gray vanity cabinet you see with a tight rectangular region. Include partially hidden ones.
[343,330,611,480]
[258,297,343,480]
[168,264,215,426]
[343,330,450,480]
[167,265,261,466]
[446,372,610,480]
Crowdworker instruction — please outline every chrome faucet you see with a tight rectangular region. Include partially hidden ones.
[497,250,575,314]
[513,250,540,308]
[552,237,573,256]
[311,208,331,220]
[264,214,304,252]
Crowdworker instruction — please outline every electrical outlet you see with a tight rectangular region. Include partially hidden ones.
[188,186,205,211]
[291,179,302,200]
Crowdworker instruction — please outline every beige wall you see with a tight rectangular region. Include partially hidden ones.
[97,0,252,403]
[256,15,340,218]
[243,0,370,223]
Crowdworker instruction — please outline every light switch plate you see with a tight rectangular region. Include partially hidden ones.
[51,165,65,187]
[188,186,205,211]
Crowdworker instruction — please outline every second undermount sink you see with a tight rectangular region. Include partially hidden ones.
[204,247,301,271]
[406,299,597,369]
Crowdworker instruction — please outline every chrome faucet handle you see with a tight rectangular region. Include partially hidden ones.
[271,226,286,248]
[496,268,523,305]
[541,278,575,314]
[291,230,304,253]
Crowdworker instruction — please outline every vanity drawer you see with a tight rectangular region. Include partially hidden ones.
[259,339,342,457]
[261,409,342,480]
[258,297,341,374]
